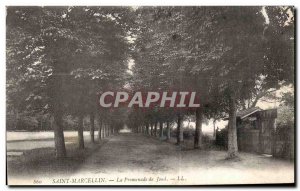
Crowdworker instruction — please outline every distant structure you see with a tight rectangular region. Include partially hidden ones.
[119,124,132,133]
[216,107,293,160]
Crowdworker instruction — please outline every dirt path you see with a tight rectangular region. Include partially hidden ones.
[67,133,294,185]
[74,133,181,175]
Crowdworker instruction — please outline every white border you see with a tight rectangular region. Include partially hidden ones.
[0,1,298,191]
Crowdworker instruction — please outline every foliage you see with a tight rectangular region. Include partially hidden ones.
[7,7,133,130]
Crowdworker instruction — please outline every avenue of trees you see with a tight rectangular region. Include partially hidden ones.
[7,6,294,159]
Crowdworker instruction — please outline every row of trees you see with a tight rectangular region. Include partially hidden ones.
[7,7,134,157]
[7,6,294,159]
[128,6,294,158]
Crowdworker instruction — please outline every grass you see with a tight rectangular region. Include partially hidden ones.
[7,137,108,179]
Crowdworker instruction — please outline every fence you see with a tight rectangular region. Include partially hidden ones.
[216,125,294,160]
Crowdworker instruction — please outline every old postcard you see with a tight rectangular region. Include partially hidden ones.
[6,6,295,185]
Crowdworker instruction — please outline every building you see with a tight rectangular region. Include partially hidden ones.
[235,107,277,155]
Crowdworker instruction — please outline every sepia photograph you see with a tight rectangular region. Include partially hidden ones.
[5,6,295,186]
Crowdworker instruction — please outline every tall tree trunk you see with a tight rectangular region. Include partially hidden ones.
[213,119,216,140]
[159,121,164,139]
[150,124,153,136]
[176,114,184,145]
[103,123,106,138]
[154,121,158,137]
[146,124,149,135]
[14,109,19,129]
[194,108,203,149]
[50,116,53,130]
[166,120,171,140]
[53,114,66,158]
[106,124,110,137]
[90,113,95,143]
[227,93,238,158]
[51,74,66,158]
[98,115,102,140]
[78,114,85,149]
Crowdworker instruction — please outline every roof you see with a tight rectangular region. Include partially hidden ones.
[236,107,261,119]
[223,107,261,120]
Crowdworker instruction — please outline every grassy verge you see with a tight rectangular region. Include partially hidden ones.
[7,137,108,179]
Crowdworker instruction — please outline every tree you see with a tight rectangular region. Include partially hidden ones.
[7,6,133,156]
[132,7,293,157]
[208,7,294,158]
[7,6,77,157]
